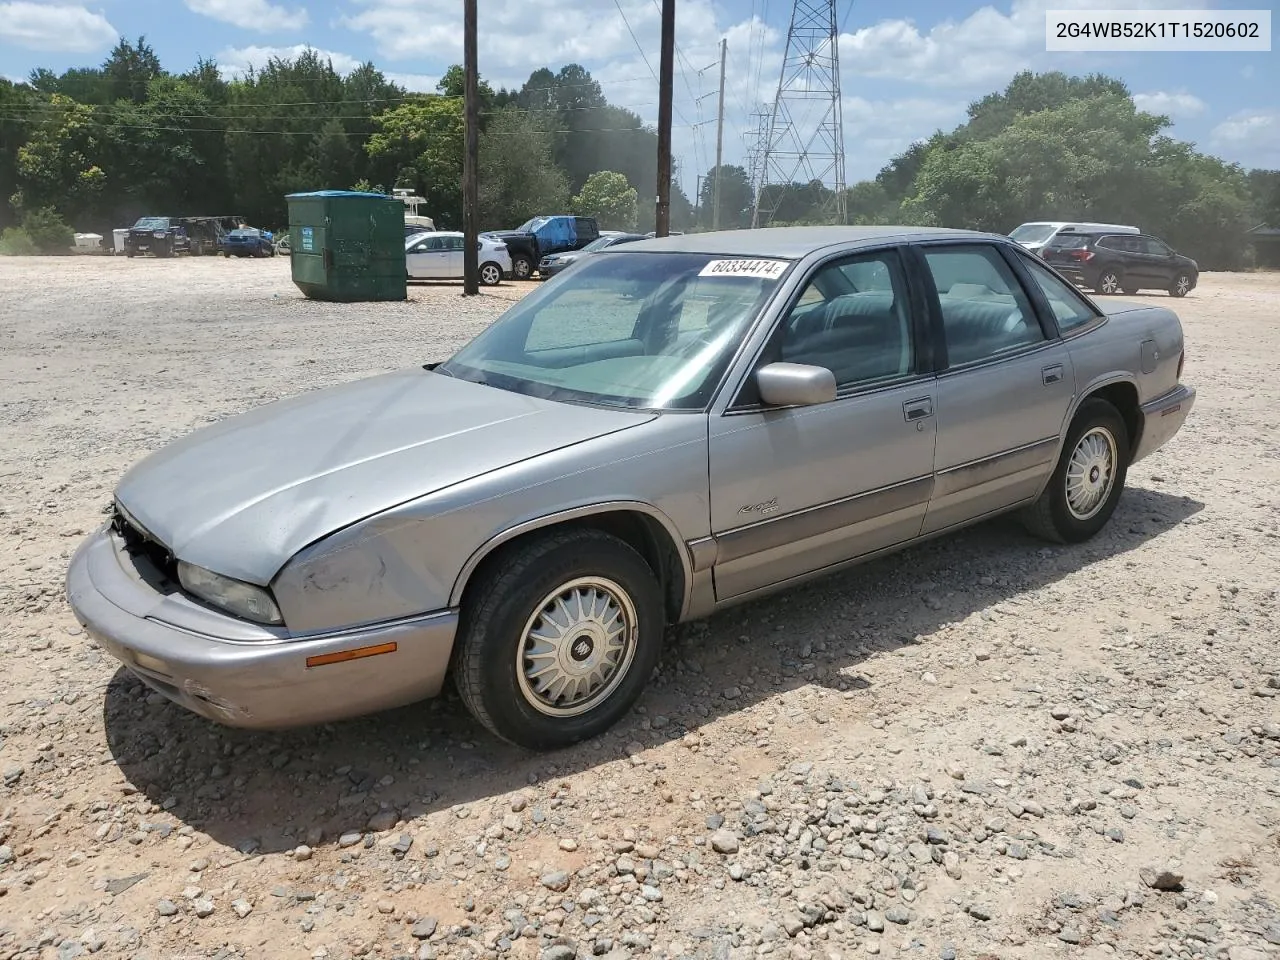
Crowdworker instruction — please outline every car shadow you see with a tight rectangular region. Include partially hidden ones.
[103,485,1202,855]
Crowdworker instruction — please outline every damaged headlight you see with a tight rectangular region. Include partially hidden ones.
[177,561,283,625]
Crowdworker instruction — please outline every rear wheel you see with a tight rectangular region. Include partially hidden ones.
[478,261,502,286]
[1093,270,1122,295]
[1021,398,1129,544]
[1169,274,1192,297]
[511,254,533,280]
[1121,286,1139,295]
[452,529,664,750]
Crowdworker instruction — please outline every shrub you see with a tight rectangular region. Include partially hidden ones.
[21,207,74,253]
[0,227,39,256]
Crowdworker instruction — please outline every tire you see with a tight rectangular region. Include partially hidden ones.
[478,261,502,286]
[453,528,664,750]
[1121,286,1139,295]
[1169,273,1192,298]
[223,251,230,258]
[511,255,533,280]
[1093,270,1122,295]
[156,241,173,258]
[1021,398,1130,544]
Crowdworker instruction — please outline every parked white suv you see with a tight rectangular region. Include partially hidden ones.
[1010,221,1139,256]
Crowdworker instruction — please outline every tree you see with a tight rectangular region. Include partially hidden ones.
[366,96,465,227]
[572,171,637,229]
[478,107,569,229]
[13,94,107,223]
[312,119,357,190]
[103,36,163,105]
[697,165,753,228]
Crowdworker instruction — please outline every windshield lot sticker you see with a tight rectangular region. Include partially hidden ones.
[698,258,788,280]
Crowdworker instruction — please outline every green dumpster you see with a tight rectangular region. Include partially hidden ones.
[286,190,407,302]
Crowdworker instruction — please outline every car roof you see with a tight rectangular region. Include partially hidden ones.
[606,225,1001,259]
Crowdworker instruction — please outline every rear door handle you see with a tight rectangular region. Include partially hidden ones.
[903,397,933,421]
[1042,364,1064,385]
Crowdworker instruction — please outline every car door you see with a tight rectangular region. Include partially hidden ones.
[913,242,1075,535]
[1139,235,1176,286]
[405,236,439,278]
[707,247,938,602]
[443,235,465,278]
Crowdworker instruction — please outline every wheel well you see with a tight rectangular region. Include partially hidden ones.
[1088,381,1142,454]
[458,511,686,624]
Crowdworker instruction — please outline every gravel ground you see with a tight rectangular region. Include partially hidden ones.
[0,256,1277,960]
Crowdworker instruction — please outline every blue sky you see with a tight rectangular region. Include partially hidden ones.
[1,0,1276,193]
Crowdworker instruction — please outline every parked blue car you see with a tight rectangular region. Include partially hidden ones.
[222,227,276,258]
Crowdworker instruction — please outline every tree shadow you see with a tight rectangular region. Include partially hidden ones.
[103,485,1202,854]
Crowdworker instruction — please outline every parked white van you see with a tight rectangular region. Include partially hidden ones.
[1009,221,1139,256]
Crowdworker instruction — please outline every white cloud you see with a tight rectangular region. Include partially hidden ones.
[184,0,307,32]
[0,1,116,53]
[1133,91,1207,121]
[1211,109,1280,169]
[217,44,363,78]
[842,97,970,181]
[839,0,1205,87]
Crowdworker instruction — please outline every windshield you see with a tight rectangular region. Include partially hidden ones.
[437,252,790,410]
[133,217,169,230]
[515,217,549,233]
[1009,223,1057,244]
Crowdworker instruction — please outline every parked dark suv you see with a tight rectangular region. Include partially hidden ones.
[1042,230,1198,298]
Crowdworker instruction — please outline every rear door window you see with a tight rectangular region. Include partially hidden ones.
[921,245,1044,367]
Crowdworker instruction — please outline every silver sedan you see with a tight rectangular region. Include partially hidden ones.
[66,226,1195,750]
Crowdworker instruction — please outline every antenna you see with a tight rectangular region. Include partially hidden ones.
[751,0,848,227]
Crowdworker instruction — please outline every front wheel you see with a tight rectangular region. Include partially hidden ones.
[1021,398,1129,544]
[1169,274,1192,297]
[452,529,664,750]
[1093,270,1122,295]
[511,255,533,280]
[478,261,502,286]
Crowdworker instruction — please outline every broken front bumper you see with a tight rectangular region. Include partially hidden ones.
[65,524,458,729]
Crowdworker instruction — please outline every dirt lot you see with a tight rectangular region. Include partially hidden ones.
[0,256,1277,960]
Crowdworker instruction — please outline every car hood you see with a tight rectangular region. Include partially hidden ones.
[485,230,531,242]
[114,369,655,584]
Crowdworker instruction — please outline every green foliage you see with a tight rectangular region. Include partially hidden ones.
[367,96,465,227]
[573,171,637,230]
[0,227,39,255]
[697,165,753,228]
[20,207,74,252]
[862,70,1256,268]
[478,107,569,229]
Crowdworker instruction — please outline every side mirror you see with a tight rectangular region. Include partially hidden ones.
[756,362,837,407]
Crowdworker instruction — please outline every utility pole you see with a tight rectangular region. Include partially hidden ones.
[654,0,675,237]
[712,37,726,230]
[461,0,479,295]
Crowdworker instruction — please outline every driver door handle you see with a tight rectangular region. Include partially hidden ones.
[903,397,933,421]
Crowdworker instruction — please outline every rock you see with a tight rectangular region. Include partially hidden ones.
[0,845,14,864]
[411,918,438,940]
[866,911,885,932]
[376,900,395,914]
[540,870,571,892]
[706,813,725,829]
[337,831,362,848]
[542,948,577,960]
[710,830,740,854]
[231,899,252,919]
[293,845,313,861]
[1140,866,1185,891]
[1227,949,1267,960]
[945,762,965,780]
[968,905,992,921]
[105,873,148,895]
[1,764,22,786]
[942,851,962,879]
[367,810,397,832]
[641,884,663,902]
[885,906,912,925]
[1058,927,1082,945]
[1050,705,1072,720]
[559,838,579,852]
[193,898,214,918]
[782,914,806,937]
[156,899,179,917]
[58,942,85,960]
[391,834,413,857]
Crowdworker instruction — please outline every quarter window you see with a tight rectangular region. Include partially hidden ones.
[922,246,1044,366]
[1021,257,1098,332]
[1141,236,1171,256]
[772,250,915,390]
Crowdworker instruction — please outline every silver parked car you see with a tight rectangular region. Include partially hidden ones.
[66,226,1195,750]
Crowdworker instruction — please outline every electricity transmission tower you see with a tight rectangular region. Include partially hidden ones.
[751,0,847,227]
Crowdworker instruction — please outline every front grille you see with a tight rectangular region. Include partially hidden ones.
[113,504,178,583]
